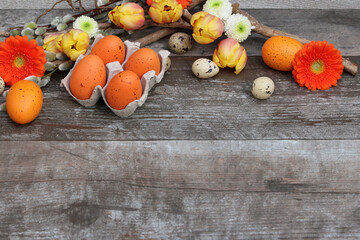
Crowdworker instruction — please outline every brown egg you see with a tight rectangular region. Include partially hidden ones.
[6,80,43,124]
[124,48,160,79]
[70,55,106,100]
[262,36,303,71]
[90,35,126,65]
[106,70,142,110]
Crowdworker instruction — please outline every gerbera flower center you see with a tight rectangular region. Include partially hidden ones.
[14,55,26,68]
[310,60,325,74]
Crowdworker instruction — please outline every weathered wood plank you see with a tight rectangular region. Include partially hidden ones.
[0,7,359,240]
[1,56,359,141]
[2,9,360,56]
[0,140,360,239]
[1,140,360,193]
[1,0,360,9]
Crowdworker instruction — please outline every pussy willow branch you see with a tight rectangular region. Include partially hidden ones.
[232,3,358,76]
[6,0,123,33]
[36,0,124,29]
[35,0,67,24]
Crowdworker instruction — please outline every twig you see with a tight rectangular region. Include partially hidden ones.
[188,0,206,10]
[137,28,177,47]
[35,0,64,24]
[152,19,192,29]
[182,9,192,23]
[77,0,87,12]
[141,18,192,30]
[36,0,87,23]
[35,0,123,25]
[232,3,358,76]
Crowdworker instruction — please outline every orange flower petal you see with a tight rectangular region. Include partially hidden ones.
[0,35,46,86]
[292,40,344,91]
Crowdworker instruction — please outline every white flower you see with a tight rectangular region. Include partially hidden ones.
[224,14,252,43]
[203,0,232,20]
[73,16,99,38]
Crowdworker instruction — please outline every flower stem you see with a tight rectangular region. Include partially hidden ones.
[44,67,59,78]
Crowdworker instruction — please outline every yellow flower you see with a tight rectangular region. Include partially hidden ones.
[191,11,224,44]
[43,33,62,53]
[149,0,183,24]
[213,38,247,74]
[109,2,145,30]
[61,29,90,61]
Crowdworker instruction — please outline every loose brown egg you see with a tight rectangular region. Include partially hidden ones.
[124,48,160,79]
[70,55,106,100]
[6,80,43,124]
[262,36,303,71]
[90,35,126,65]
[106,70,142,110]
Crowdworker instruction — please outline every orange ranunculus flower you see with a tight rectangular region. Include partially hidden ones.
[191,11,224,44]
[213,38,247,75]
[61,29,90,61]
[43,33,62,53]
[149,0,183,24]
[109,2,145,30]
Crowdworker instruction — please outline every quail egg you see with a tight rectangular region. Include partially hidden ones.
[251,77,275,100]
[192,58,219,79]
[169,32,193,54]
[165,57,171,72]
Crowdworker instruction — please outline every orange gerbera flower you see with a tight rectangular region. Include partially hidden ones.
[292,40,344,90]
[147,0,192,9]
[0,35,46,86]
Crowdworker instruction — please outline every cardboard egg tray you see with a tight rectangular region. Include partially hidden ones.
[60,34,170,118]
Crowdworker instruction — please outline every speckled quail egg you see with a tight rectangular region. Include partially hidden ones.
[169,32,193,54]
[0,77,5,95]
[165,57,171,72]
[251,77,275,100]
[192,58,219,79]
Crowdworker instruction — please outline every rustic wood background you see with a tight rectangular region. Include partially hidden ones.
[0,1,360,240]
[1,0,360,9]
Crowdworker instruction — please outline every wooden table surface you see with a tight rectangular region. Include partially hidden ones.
[1,7,360,240]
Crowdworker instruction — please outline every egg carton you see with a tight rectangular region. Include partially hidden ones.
[60,34,170,118]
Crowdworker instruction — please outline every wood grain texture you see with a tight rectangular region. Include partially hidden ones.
[1,10,360,141]
[0,140,360,239]
[2,9,359,56]
[1,56,359,141]
[1,8,360,240]
[1,0,360,9]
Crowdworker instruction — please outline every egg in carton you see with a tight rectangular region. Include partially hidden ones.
[60,34,170,117]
